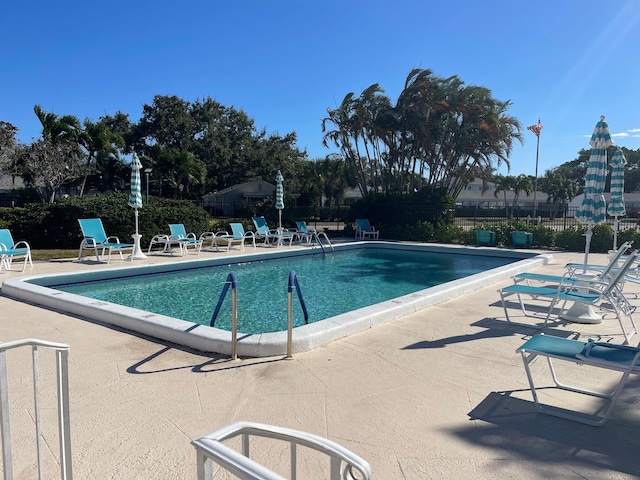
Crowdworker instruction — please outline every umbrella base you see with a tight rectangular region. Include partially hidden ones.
[129,233,147,260]
[560,303,602,324]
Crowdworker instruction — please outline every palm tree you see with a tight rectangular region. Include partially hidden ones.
[493,174,515,216]
[33,105,82,146]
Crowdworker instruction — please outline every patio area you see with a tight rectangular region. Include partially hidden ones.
[1,246,639,479]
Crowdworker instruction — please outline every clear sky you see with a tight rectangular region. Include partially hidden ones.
[2,0,639,178]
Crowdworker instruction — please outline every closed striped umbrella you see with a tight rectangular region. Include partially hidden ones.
[575,116,613,271]
[275,170,284,231]
[128,152,143,235]
[607,148,627,250]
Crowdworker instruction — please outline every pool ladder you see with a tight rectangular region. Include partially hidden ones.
[308,231,334,254]
[210,271,309,359]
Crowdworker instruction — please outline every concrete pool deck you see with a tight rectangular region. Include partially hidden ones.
[1,244,640,478]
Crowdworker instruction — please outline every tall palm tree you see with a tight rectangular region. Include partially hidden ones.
[33,105,82,146]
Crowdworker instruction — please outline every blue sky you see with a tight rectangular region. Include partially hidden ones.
[2,0,639,178]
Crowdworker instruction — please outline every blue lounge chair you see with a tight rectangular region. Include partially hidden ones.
[295,221,316,245]
[147,234,186,256]
[77,218,134,263]
[517,334,640,426]
[0,229,32,272]
[214,223,256,251]
[499,252,639,344]
[169,223,203,254]
[513,241,631,286]
[355,219,379,240]
[252,216,294,247]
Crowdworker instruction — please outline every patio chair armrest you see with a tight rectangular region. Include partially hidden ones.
[106,235,122,244]
[83,236,98,247]
[211,231,230,237]
[12,240,31,250]
[186,232,198,241]
[244,231,256,239]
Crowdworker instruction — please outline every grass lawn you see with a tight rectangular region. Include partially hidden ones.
[31,250,82,261]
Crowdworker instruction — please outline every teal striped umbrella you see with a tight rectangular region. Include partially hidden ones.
[575,116,613,271]
[128,152,143,235]
[275,170,284,231]
[607,148,627,250]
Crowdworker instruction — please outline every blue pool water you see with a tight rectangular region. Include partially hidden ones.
[53,247,516,335]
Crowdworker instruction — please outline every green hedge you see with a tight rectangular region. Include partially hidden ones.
[0,193,212,249]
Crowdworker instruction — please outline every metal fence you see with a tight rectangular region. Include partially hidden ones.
[264,204,640,234]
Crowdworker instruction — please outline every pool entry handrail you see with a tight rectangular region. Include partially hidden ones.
[192,421,372,479]
[287,271,309,359]
[0,338,73,480]
[210,273,239,359]
[309,231,334,254]
[210,273,238,328]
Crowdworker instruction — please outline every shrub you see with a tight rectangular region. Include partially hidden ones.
[0,193,211,249]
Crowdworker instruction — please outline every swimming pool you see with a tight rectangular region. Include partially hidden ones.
[51,248,517,335]
[2,242,552,357]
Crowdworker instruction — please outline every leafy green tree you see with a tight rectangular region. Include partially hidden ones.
[16,139,87,203]
[539,170,579,219]
[0,122,19,183]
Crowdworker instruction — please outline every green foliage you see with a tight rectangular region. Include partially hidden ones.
[350,190,455,232]
[554,227,584,251]
[554,223,612,253]
[588,223,614,253]
[528,225,555,248]
[617,227,640,249]
[0,193,211,249]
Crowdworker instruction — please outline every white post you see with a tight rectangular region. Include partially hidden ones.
[129,209,147,260]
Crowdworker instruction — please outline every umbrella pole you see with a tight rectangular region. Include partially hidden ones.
[278,210,282,233]
[129,208,147,260]
[583,224,593,274]
[613,216,619,251]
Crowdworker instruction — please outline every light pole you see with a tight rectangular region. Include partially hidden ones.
[144,168,153,204]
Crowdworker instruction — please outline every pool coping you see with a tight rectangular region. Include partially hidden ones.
[1,242,552,357]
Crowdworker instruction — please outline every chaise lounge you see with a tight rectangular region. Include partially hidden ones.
[0,229,33,272]
[517,334,640,426]
[77,218,134,263]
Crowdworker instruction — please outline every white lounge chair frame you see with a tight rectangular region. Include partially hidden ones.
[0,229,33,272]
[147,234,186,256]
[517,334,640,426]
[513,241,632,286]
[169,223,203,254]
[499,252,639,344]
[355,219,379,240]
[77,218,134,263]
[203,224,256,251]
[252,216,294,247]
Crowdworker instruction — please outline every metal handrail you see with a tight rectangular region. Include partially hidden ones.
[287,271,308,359]
[192,421,372,480]
[210,273,239,359]
[0,338,72,480]
[310,232,334,254]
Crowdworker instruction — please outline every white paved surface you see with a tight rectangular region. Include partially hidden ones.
[1,246,640,479]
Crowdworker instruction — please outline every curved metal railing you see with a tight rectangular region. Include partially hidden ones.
[0,338,73,480]
[192,421,372,480]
